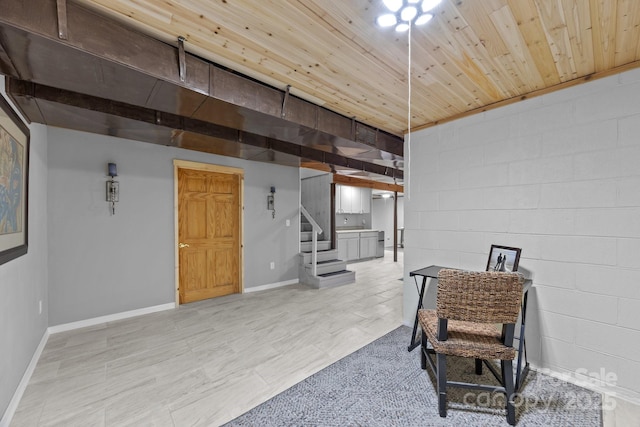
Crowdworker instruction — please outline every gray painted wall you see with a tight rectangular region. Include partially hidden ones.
[0,78,49,420]
[300,173,332,241]
[404,67,640,399]
[372,196,404,247]
[47,126,300,326]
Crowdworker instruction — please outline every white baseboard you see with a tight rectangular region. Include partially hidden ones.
[0,329,49,427]
[48,303,176,334]
[244,279,299,293]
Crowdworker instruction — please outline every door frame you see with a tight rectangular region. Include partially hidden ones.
[173,159,244,305]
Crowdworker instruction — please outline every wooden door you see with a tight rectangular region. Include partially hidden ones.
[177,165,242,304]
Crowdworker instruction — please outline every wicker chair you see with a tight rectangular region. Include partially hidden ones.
[418,269,525,425]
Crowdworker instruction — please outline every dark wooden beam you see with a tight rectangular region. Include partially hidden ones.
[7,79,404,180]
[333,174,404,193]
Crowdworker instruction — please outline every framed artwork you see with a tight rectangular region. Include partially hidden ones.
[0,93,29,266]
[486,244,521,273]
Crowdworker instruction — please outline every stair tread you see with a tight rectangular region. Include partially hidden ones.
[315,259,341,265]
[318,269,352,277]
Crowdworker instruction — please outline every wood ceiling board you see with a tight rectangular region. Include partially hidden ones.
[562,0,595,77]
[613,0,640,67]
[533,0,578,82]
[590,0,618,72]
[420,2,504,104]
[298,0,409,72]
[506,0,563,85]
[490,4,547,92]
[292,1,412,108]
[217,1,409,113]
[455,0,511,58]
[66,0,640,135]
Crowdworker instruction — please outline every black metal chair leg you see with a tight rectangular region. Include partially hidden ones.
[475,358,483,375]
[420,331,427,369]
[502,360,516,426]
[437,353,447,417]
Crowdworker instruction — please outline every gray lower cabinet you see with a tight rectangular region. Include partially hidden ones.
[338,231,378,261]
[359,232,378,259]
[338,233,360,261]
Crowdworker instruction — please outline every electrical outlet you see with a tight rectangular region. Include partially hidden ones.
[270,261,275,270]
[286,219,290,227]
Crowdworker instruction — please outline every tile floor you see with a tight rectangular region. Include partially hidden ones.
[11,250,404,426]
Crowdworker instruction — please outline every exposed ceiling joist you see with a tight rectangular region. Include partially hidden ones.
[0,0,404,183]
[7,78,404,181]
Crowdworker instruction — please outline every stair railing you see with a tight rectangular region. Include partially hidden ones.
[300,205,323,276]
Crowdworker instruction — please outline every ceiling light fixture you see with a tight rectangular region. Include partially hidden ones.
[376,1,442,199]
[377,0,441,32]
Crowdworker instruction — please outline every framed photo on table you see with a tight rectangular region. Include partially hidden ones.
[486,244,521,272]
[0,93,29,266]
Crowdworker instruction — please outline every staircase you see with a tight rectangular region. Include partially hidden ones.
[299,209,355,289]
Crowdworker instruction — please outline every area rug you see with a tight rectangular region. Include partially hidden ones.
[224,326,602,426]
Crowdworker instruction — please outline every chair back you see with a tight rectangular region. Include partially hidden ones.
[436,269,524,324]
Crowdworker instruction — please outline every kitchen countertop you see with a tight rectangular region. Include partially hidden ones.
[336,229,380,233]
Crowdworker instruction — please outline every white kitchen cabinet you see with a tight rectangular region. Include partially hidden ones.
[336,185,371,213]
[350,187,362,214]
[337,185,350,213]
[360,187,371,213]
[337,185,355,213]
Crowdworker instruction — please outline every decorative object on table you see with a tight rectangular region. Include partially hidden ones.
[0,93,29,266]
[486,244,521,272]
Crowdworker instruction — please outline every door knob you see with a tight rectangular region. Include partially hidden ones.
[178,243,190,248]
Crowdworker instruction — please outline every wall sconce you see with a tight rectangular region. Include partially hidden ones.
[106,162,119,215]
[267,186,276,219]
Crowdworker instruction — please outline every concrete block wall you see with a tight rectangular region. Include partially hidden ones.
[404,67,640,401]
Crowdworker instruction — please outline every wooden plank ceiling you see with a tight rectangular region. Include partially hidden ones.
[75,0,640,136]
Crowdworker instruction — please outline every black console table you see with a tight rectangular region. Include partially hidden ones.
[408,265,532,391]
